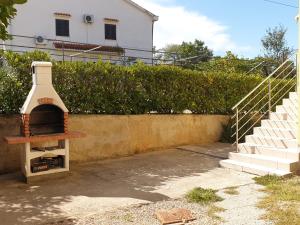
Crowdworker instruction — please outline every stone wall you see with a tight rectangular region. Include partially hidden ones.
[0,115,228,174]
[0,116,24,174]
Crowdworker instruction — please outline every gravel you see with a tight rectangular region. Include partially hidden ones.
[44,183,273,225]
[75,199,216,225]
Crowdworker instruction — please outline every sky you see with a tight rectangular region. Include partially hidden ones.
[134,0,299,58]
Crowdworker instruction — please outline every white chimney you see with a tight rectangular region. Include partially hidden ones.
[21,61,68,114]
[32,61,53,85]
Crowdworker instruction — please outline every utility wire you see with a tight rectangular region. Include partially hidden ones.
[262,0,298,8]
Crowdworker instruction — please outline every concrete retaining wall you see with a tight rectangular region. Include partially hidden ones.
[0,114,228,174]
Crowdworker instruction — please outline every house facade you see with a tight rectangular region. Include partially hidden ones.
[5,0,158,64]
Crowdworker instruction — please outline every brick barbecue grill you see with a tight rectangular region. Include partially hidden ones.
[5,62,85,182]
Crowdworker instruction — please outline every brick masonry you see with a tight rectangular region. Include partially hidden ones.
[64,113,69,134]
[22,114,30,137]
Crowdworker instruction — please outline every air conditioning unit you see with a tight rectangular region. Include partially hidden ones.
[83,14,94,24]
[35,36,48,45]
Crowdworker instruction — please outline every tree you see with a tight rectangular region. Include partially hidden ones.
[0,0,27,40]
[177,39,213,63]
[261,25,293,64]
[156,39,213,66]
[153,44,180,65]
[196,51,267,75]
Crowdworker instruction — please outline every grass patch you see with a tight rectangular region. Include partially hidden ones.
[207,205,226,223]
[186,188,223,204]
[254,175,283,186]
[224,186,239,195]
[254,175,300,225]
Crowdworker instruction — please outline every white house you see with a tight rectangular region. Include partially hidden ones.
[6,0,158,64]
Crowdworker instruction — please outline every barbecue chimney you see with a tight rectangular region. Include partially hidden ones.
[21,62,68,115]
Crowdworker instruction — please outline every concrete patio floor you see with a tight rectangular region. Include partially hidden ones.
[0,143,256,225]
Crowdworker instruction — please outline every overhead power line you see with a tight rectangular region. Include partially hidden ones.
[262,0,298,8]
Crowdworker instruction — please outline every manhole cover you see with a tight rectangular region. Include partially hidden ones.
[155,208,196,225]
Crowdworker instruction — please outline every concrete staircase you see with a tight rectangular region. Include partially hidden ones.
[221,92,300,176]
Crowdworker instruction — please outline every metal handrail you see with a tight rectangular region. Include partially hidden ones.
[231,54,297,150]
[239,77,297,141]
[232,68,296,141]
[236,63,294,116]
[245,61,265,75]
[236,67,296,131]
[232,57,293,110]
[230,63,294,127]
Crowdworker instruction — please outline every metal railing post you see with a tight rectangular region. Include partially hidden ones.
[268,79,272,117]
[297,0,300,148]
[296,54,298,92]
[297,52,300,145]
[62,41,65,62]
[236,108,239,152]
[152,48,154,66]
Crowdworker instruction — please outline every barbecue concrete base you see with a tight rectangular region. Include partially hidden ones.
[23,171,71,184]
[0,143,255,225]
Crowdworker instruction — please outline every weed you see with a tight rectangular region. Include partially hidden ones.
[255,176,300,225]
[186,188,223,204]
[224,186,239,195]
[254,175,282,186]
[207,205,226,222]
[123,213,134,223]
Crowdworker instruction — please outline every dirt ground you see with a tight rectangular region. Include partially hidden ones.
[0,143,258,225]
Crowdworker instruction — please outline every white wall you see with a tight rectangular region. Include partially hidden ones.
[6,0,156,63]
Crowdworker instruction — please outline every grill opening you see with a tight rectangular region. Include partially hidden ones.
[29,104,64,136]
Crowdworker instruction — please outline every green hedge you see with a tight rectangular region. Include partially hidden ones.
[0,51,295,115]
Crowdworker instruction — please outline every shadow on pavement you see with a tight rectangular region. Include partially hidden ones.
[0,143,233,225]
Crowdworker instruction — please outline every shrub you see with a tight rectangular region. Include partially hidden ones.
[0,51,295,115]
[0,67,24,114]
[220,114,263,143]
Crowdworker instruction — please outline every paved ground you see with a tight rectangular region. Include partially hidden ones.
[0,143,267,225]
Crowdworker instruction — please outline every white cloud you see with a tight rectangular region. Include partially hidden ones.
[134,0,252,56]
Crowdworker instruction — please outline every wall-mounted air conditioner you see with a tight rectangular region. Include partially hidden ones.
[35,36,48,45]
[83,14,94,24]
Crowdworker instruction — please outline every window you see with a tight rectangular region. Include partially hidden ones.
[56,19,69,37]
[105,24,116,40]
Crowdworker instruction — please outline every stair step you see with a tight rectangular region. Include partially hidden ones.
[220,159,293,176]
[253,127,296,139]
[245,135,297,149]
[276,105,297,116]
[283,98,297,109]
[222,91,300,176]
[229,152,300,172]
[261,119,297,130]
[289,92,298,100]
[270,112,296,121]
[238,143,300,161]
[286,95,297,101]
